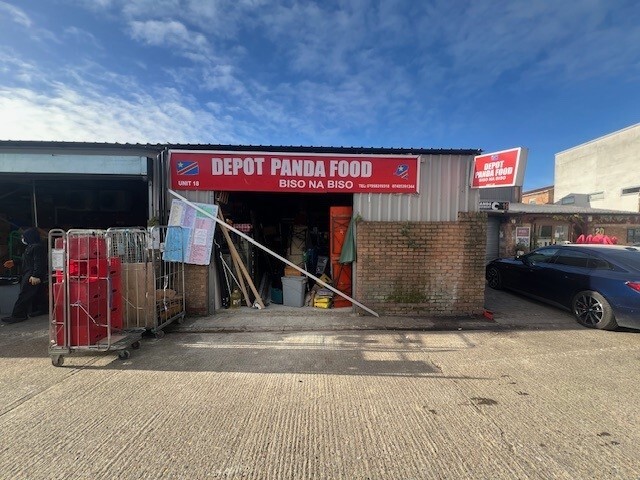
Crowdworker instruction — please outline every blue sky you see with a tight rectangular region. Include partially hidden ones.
[1,0,639,190]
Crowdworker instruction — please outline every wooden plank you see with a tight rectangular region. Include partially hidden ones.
[218,210,265,309]
[218,213,251,306]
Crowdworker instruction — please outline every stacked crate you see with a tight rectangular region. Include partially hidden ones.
[53,236,123,347]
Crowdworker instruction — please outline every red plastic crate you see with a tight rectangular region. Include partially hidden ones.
[54,305,120,346]
[55,304,108,346]
[110,275,121,296]
[55,236,107,259]
[110,257,121,276]
[67,258,120,278]
[67,278,108,305]
[110,305,123,330]
[55,257,121,280]
[68,323,108,346]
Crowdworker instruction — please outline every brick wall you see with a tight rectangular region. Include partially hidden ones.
[589,224,640,245]
[522,188,554,205]
[355,212,487,316]
[184,264,209,315]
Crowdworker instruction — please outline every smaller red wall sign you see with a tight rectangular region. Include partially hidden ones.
[471,147,527,188]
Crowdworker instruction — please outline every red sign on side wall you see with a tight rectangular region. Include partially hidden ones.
[471,147,527,188]
[169,150,420,193]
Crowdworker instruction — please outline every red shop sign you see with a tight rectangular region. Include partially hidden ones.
[169,150,420,193]
[471,147,527,188]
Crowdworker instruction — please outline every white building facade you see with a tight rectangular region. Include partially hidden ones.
[555,123,640,213]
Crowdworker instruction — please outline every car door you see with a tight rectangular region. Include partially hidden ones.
[511,247,559,295]
[541,249,593,307]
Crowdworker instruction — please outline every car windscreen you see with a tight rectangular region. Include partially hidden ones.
[602,250,640,271]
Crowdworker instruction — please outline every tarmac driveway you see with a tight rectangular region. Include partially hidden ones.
[484,287,579,329]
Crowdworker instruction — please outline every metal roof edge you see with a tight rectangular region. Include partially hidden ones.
[0,141,482,156]
[166,144,482,156]
[522,185,554,195]
[507,203,640,215]
[0,140,164,149]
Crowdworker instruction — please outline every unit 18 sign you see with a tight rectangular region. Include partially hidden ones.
[471,147,527,189]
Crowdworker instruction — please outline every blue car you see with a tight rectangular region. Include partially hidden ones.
[486,244,640,330]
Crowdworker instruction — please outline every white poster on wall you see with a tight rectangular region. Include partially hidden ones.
[515,226,531,248]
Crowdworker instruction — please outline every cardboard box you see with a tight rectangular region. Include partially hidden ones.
[121,262,155,328]
[284,265,303,276]
[286,253,304,266]
[157,296,183,322]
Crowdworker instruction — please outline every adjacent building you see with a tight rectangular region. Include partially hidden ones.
[485,123,640,261]
[555,123,640,212]
[522,185,554,205]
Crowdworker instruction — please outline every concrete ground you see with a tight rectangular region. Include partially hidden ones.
[0,289,639,479]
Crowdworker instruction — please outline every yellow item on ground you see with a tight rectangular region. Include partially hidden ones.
[313,297,332,308]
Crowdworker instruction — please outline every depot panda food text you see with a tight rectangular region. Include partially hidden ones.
[212,156,372,178]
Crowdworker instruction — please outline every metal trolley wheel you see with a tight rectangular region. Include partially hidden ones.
[51,355,64,367]
[118,350,131,360]
[131,341,141,349]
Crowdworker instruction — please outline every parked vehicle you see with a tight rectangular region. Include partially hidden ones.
[486,244,640,330]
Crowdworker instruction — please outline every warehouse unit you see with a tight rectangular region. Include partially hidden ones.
[0,141,165,316]
[1,141,487,319]
[167,145,486,317]
[0,142,165,232]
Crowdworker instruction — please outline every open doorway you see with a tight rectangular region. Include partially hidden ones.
[0,173,149,286]
[213,191,353,309]
[0,174,149,230]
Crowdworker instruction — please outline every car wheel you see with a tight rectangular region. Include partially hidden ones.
[486,266,502,290]
[572,290,618,330]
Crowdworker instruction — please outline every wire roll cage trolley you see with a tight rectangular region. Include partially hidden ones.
[107,226,186,338]
[48,229,145,367]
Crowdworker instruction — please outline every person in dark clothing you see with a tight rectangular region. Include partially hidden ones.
[2,228,48,323]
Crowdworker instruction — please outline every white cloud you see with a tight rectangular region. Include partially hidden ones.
[0,1,32,27]
[413,0,640,93]
[129,20,210,53]
[121,0,263,38]
[64,26,103,50]
[0,1,59,43]
[0,58,247,143]
[66,0,115,11]
[4,0,640,149]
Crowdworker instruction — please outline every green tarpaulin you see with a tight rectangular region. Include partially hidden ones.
[339,215,356,264]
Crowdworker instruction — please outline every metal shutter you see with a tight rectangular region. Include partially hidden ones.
[486,217,500,263]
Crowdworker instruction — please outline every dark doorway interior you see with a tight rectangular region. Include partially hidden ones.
[0,174,149,231]
[214,191,352,307]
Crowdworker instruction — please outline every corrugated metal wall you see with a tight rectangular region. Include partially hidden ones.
[353,154,479,222]
[174,190,216,205]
